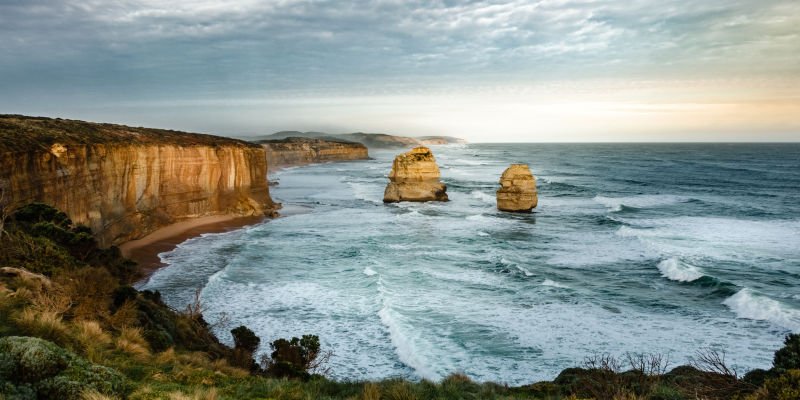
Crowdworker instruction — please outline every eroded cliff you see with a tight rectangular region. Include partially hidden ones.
[0,115,276,247]
[257,137,369,170]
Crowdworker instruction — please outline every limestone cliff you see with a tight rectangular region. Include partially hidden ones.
[496,164,537,212]
[257,137,369,170]
[248,131,466,149]
[383,146,448,203]
[0,115,276,247]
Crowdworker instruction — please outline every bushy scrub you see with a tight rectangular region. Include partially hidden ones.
[774,334,800,372]
[264,335,323,379]
[0,336,128,399]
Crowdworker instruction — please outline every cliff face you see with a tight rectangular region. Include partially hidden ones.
[0,115,276,247]
[257,137,369,169]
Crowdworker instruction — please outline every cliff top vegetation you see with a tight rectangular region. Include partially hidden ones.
[0,115,261,153]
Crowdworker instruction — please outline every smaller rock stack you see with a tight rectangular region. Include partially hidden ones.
[496,164,537,212]
[383,146,449,203]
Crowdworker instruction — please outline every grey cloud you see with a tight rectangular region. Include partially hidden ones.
[0,0,798,104]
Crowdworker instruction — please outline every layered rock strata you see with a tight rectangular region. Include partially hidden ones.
[257,137,369,170]
[496,164,537,212]
[0,115,276,247]
[383,146,448,203]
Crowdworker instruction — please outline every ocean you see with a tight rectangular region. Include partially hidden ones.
[140,143,800,385]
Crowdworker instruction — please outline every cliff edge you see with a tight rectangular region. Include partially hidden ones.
[0,115,276,247]
[256,137,369,170]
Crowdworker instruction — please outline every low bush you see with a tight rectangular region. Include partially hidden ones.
[774,334,800,372]
[0,336,128,400]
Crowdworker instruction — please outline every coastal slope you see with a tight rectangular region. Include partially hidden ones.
[0,115,276,247]
[256,137,369,169]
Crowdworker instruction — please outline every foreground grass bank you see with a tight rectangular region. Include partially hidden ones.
[1,203,799,399]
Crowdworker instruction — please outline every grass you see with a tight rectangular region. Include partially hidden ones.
[115,327,151,359]
[14,308,71,346]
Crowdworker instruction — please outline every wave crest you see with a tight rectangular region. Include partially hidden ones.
[594,194,691,212]
[657,257,704,282]
[723,289,800,331]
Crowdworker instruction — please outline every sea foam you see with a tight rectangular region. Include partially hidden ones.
[594,194,691,212]
[471,190,495,204]
[723,289,800,331]
[657,257,704,282]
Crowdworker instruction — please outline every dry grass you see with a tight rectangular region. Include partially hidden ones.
[76,320,112,346]
[168,387,219,400]
[14,308,71,345]
[108,300,139,329]
[115,327,150,359]
[442,372,472,385]
[362,383,381,400]
[75,319,112,361]
[157,347,178,364]
[385,381,417,400]
[2,268,71,315]
[81,390,120,400]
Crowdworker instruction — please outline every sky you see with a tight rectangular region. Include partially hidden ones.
[1,0,799,142]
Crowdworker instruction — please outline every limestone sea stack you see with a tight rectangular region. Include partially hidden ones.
[383,146,448,203]
[496,164,537,212]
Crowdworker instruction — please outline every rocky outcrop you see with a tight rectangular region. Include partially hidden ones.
[0,115,276,247]
[257,137,369,170]
[496,164,537,212]
[383,146,448,203]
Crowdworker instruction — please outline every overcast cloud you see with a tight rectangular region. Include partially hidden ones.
[1,0,798,140]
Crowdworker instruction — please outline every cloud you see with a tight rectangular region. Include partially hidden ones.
[0,0,797,140]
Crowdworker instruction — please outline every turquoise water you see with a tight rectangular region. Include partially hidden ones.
[141,143,800,384]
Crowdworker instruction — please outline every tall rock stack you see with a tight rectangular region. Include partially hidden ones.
[496,164,537,212]
[383,146,448,203]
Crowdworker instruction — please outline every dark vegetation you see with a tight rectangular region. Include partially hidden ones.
[1,203,799,399]
[0,115,260,153]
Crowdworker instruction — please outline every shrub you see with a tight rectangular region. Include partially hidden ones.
[647,384,684,400]
[231,325,260,353]
[264,335,324,379]
[0,336,128,400]
[774,334,800,372]
[746,369,800,400]
[57,267,116,321]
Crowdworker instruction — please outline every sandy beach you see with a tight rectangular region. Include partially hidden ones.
[120,215,266,278]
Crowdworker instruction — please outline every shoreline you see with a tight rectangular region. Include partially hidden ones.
[120,215,267,279]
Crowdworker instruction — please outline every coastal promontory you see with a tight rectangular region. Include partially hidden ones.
[256,137,369,170]
[496,164,537,212]
[0,115,277,247]
[383,146,448,203]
